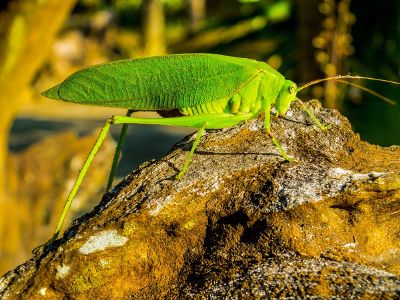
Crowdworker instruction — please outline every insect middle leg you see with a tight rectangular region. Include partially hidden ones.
[107,109,134,190]
[175,123,206,180]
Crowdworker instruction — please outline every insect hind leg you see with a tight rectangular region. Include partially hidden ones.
[51,119,113,243]
[107,109,134,190]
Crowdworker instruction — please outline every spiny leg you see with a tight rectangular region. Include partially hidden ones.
[175,123,206,180]
[52,120,113,242]
[106,109,134,190]
[264,103,294,162]
[296,98,331,131]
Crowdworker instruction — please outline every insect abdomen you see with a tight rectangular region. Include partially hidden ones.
[180,72,264,116]
[180,98,230,115]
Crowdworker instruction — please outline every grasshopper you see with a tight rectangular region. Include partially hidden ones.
[42,53,398,241]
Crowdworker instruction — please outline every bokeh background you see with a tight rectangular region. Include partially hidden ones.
[0,0,398,275]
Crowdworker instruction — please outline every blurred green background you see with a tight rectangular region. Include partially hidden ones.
[0,0,398,275]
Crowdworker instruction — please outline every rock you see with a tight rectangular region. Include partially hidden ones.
[0,100,399,299]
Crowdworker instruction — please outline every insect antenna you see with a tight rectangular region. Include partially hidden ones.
[297,75,400,105]
[334,79,396,105]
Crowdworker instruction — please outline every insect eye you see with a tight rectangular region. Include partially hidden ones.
[288,85,296,94]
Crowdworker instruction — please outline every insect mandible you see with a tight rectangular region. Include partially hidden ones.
[42,53,399,242]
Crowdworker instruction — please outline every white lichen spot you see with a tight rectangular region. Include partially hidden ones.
[285,110,293,118]
[351,173,370,180]
[79,230,128,255]
[330,167,385,181]
[0,277,6,293]
[370,171,386,178]
[343,242,357,248]
[330,167,352,176]
[38,287,47,296]
[148,195,173,216]
[195,178,222,196]
[212,180,220,190]
[248,119,262,131]
[56,264,70,279]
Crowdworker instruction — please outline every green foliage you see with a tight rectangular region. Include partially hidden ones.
[264,0,291,21]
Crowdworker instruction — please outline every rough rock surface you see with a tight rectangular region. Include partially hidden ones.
[1,100,399,299]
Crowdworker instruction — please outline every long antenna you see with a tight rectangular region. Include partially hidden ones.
[333,79,396,105]
[297,75,400,92]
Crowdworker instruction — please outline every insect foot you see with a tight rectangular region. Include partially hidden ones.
[321,123,333,131]
[6,99,400,299]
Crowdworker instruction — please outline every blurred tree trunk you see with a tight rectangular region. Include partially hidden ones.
[324,0,354,109]
[189,0,206,32]
[0,0,77,271]
[143,0,166,56]
[295,0,323,85]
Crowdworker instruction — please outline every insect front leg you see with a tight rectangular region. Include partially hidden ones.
[296,99,332,131]
[175,123,206,180]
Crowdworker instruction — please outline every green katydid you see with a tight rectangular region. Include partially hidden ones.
[42,53,399,242]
